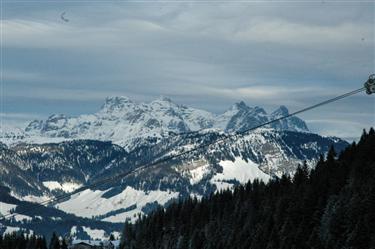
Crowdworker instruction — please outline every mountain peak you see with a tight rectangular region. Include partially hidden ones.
[272,105,289,116]
[1,97,311,148]
[253,106,267,115]
[101,96,134,112]
[104,96,133,105]
[156,96,173,103]
[232,101,249,110]
[47,114,68,120]
[151,96,179,108]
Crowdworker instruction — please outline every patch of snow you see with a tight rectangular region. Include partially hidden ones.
[82,227,107,240]
[0,202,17,216]
[72,239,104,246]
[189,193,203,200]
[56,186,179,223]
[13,214,32,222]
[42,181,61,190]
[3,226,20,235]
[112,231,121,240]
[210,158,270,191]
[187,163,211,185]
[20,194,50,203]
[43,181,82,192]
[72,239,120,248]
[50,217,62,221]
[70,226,77,236]
[212,181,233,192]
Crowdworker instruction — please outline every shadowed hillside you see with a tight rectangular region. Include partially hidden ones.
[120,128,375,249]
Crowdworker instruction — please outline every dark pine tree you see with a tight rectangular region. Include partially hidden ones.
[48,232,60,249]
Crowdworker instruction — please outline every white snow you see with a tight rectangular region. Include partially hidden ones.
[2,226,34,237]
[82,226,107,240]
[0,203,32,223]
[13,214,32,222]
[0,96,308,150]
[20,194,50,203]
[102,207,141,223]
[211,158,270,191]
[72,239,120,247]
[50,217,62,221]
[112,231,121,240]
[187,163,211,185]
[3,226,20,235]
[42,181,61,190]
[70,226,78,236]
[0,202,17,216]
[56,186,179,223]
[43,181,82,192]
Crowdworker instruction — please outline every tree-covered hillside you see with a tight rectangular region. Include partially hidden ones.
[121,128,375,249]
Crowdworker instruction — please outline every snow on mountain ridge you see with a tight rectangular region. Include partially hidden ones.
[272,105,289,116]
[1,96,309,150]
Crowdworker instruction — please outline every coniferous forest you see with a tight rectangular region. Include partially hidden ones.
[0,231,71,249]
[120,128,375,249]
[0,233,48,249]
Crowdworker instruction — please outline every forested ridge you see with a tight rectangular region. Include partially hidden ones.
[121,128,375,249]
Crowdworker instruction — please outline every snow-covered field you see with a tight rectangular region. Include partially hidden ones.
[54,158,271,223]
[56,186,179,223]
[211,158,270,191]
[82,226,107,240]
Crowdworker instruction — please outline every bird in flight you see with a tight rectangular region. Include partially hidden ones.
[61,12,69,22]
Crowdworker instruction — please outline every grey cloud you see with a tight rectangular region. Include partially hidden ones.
[2,1,374,138]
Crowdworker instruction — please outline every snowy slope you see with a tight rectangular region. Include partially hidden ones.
[0,127,348,227]
[46,129,346,223]
[0,186,123,241]
[55,158,270,222]
[56,187,179,223]
[211,158,271,191]
[0,202,17,215]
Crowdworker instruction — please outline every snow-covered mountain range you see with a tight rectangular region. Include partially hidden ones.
[1,96,308,150]
[0,96,348,240]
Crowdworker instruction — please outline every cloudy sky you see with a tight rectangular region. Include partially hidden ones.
[1,0,374,140]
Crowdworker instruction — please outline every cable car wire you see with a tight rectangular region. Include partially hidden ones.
[0,86,366,221]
